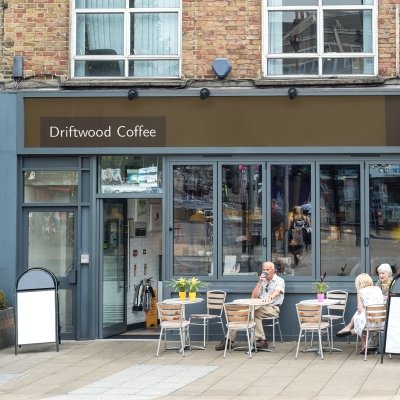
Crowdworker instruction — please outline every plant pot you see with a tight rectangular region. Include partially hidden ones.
[179,291,186,300]
[0,307,15,350]
[317,293,325,302]
[189,292,196,301]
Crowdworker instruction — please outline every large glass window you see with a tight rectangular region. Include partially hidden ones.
[24,171,78,203]
[271,164,312,276]
[99,155,162,194]
[221,164,263,276]
[320,164,361,277]
[172,165,214,277]
[73,0,180,78]
[264,0,376,76]
[369,164,400,277]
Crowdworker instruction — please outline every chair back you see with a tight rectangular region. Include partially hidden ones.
[224,303,251,327]
[157,302,185,327]
[296,303,322,327]
[326,290,348,317]
[207,290,226,316]
[365,303,386,330]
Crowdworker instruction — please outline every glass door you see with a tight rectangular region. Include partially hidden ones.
[101,199,127,337]
[26,209,76,340]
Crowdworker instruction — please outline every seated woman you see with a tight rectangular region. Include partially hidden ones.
[336,273,384,353]
[376,262,394,301]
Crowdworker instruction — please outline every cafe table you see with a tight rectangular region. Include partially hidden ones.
[232,298,273,352]
[162,297,204,351]
[299,298,341,353]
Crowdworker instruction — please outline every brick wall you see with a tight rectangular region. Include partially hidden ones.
[0,0,398,82]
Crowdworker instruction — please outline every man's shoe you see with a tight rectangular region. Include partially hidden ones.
[215,339,233,351]
[256,339,269,349]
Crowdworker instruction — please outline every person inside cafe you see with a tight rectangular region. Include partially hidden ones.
[336,273,384,353]
[215,261,285,351]
[288,206,311,266]
[376,262,394,300]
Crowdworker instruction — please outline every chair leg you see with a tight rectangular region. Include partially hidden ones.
[246,330,253,359]
[277,319,283,343]
[295,329,303,359]
[364,330,369,361]
[318,330,324,360]
[223,329,231,359]
[156,328,164,357]
[203,319,207,348]
[180,328,185,357]
[272,319,276,348]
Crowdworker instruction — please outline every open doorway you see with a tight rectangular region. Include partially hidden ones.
[126,198,162,336]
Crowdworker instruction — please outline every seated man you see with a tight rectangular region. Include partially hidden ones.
[215,261,285,350]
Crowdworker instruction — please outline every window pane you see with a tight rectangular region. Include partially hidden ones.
[76,0,125,8]
[75,60,124,77]
[320,165,361,277]
[24,171,78,203]
[129,60,179,77]
[268,0,318,5]
[324,11,372,53]
[99,155,163,194]
[268,58,319,75]
[222,164,262,276]
[130,0,180,7]
[269,11,317,54]
[322,57,374,74]
[323,0,373,5]
[173,165,214,277]
[131,13,178,55]
[369,164,400,277]
[271,165,312,277]
[76,14,124,56]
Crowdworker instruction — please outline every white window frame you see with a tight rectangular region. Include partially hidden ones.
[70,0,182,79]
[262,0,377,78]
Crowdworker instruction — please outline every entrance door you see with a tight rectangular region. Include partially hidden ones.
[25,209,77,340]
[101,199,127,337]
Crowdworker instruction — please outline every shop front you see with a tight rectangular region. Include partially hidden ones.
[7,89,400,340]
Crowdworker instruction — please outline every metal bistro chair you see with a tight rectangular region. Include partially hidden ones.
[356,303,387,361]
[262,315,283,348]
[295,303,330,360]
[156,302,191,357]
[322,290,349,351]
[223,303,256,359]
[189,290,226,349]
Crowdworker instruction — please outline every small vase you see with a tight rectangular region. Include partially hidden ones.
[179,291,186,300]
[317,293,325,302]
[189,292,196,301]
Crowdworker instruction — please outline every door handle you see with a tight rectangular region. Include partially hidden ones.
[263,237,267,247]
[364,237,370,247]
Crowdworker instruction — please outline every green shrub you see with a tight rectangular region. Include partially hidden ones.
[0,290,7,310]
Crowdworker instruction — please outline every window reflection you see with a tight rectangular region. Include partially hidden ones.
[271,165,311,276]
[320,165,361,276]
[222,164,262,275]
[24,171,78,203]
[369,164,400,277]
[99,155,162,194]
[173,165,213,276]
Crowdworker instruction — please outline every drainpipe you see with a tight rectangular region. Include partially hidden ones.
[396,4,400,76]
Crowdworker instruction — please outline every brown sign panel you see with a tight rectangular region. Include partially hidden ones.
[40,117,166,147]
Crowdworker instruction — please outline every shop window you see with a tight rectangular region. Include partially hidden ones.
[320,164,361,277]
[24,171,78,203]
[72,0,180,79]
[99,155,162,194]
[271,164,312,277]
[221,164,263,276]
[264,0,376,77]
[172,165,214,277]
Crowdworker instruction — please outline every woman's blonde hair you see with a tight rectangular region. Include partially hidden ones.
[355,273,373,291]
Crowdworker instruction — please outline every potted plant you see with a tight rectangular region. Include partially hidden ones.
[168,277,189,300]
[313,272,328,302]
[0,290,15,350]
[187,277,209,301]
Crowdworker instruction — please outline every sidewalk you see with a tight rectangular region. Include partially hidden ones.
[0,339,399,400]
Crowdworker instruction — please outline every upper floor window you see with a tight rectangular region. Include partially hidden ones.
[72,0,181,79]
[263,0,376,77]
